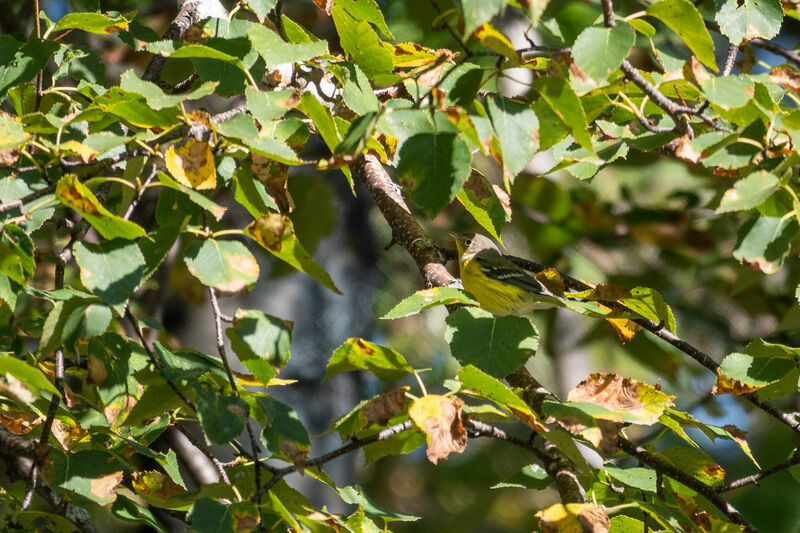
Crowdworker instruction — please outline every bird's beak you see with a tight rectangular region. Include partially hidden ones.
[448,231,459,240]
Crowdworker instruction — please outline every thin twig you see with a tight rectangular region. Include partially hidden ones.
[716,450,800,493]
[749,39,800,67]
[123,162,158,221]
[208,286,263,512]
[174,424,231,485]
[618,436,757,532]
[125,307,197,412]
[253,420,415,500]
[505,254,800,435]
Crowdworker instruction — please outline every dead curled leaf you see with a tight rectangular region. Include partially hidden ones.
[362,388,407,427]
[409,395,467,464]
[90,471,123,501]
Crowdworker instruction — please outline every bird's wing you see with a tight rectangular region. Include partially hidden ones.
[474,251,554,297]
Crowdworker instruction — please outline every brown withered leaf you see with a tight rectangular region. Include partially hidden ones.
[769,66,800,97]
[568,373,674,425]
[683,56,710,87]
[311,0,333,15]
[52,418,87,451]
[712,367,759,395]
[362,388,407,427]
[558,415,621,455]
[251,154,293,213]
[281,441,308,473]
[0,410,42,435]
[536,503,610,533]
[0,148,19,167]
[409,395,467,464]
[86,353,108,386]
[104,394,138,426]
[247,213,287,251]
[90,471,123,502]
[675,134,703,163]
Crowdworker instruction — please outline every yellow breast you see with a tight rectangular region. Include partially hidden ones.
[459,257,530,316]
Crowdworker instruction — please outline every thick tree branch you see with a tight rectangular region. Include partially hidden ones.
[143,1,203,84]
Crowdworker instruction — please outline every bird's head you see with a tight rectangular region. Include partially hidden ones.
[450,233,499,260]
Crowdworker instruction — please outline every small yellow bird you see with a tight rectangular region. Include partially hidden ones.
[452,233,558,316]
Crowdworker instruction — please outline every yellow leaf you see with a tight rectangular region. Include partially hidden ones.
[165,139,216,190]
[473,23,519,64]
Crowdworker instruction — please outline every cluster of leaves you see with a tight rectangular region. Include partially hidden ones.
[2,0,800,531]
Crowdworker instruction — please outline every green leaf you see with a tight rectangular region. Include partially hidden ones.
[396,132,471,217]
[232,167,278,216]
[246,87,298,123]
[484,94,539,180]
[87,334,148,427]
[717,170,779,213]
[491,464,552,489]
[332,4,393,78]
[719,352,796,389]
[325,338,414,382]
[338,485,419,522]
[532,77,592,151]
[53,12,132,34]
[247,24,328,66]
[226,308,292,386]
[646,0,717,70]
[0,355,59,395]
[184,239,259,294]
[456,175,510,242]
[456,365,545,431]
[188,498,234,533]
[119,69,217,110]
[0,38,59,99]
[56,175,144,240]
[700,75,755,110]
[340,63,380,115]
[604,466,657,492]
[97,88,182,128]
[382,287,478,319]
[246,0,277,23]
[571,23,635,81]
[74,239,147,314]
[733,215,798,274]
[339,0,394,39]
[244,137,303,166]
[0,113,27,150]
[157,172,227,221]
[256,394,311,458]
[445,307,538,379]
[195,385,249,445]
[246,213,341,293]
[659,446,725,486]
[715,0,783,45]
[112,495,168,533]
[0,224,34,285]
[621,287,676,334]
[49,449,124,504]
[461,0,508,36]
[61,303,113,351]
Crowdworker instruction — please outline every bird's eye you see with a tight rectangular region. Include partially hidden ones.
[464,239,472,246]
